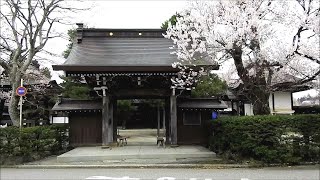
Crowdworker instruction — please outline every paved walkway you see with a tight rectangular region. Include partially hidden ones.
[117,128,165,146]
[57,145,217,163]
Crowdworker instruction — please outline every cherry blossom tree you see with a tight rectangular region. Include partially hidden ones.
[164,0,320,115]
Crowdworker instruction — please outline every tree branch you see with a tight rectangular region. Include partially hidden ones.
[294,50,320,64]
[299,69,320,84]
[0,58,11,73]
[0,10,19,44]
[0,36,13,52]
[231,43,250,83]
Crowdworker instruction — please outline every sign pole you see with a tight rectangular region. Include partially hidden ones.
[19,79,23,129]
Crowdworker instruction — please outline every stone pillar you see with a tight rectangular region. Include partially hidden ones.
[170,89,177,146]
[102,95,110,147]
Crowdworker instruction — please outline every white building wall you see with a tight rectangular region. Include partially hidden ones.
[269,91,294,114]
[225,91,294,116]
[274,92,292,109]
[244,103,254,116]
[269,93,273,112]
[51,117,69,124]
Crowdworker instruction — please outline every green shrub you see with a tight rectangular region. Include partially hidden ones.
[49,125,70,154]
[0,127,21,157]
[208,114,320,164]
[0,125,69,165]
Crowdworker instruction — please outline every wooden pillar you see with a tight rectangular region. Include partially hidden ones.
[157,105,160,137]
[102,95,110,146]
[113,99,118,142]
[170,89,177,145]
[237,101,240,115]
[231,100,234,110]
[162,107,165,132]
[165,98,170,143]
[108,99,114,144]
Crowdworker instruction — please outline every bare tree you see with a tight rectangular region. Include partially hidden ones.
[165,0,319,115]
[0,0,80,126]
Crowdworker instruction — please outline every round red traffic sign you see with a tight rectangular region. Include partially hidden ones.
[16,86,27,96]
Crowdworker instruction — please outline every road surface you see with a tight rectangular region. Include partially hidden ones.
[1,166,319,180]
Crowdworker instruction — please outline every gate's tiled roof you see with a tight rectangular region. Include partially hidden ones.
[66,38,176,66]
[53,28,218,72]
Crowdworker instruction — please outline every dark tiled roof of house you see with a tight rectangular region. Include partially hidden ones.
[271,83,310,92]
[178,98,228,109]
[52,99,101,111]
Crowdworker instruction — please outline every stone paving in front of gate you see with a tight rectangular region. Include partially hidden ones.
[56,129,218,164]
[57,145,218,164]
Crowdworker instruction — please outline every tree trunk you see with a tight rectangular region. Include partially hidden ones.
[8,80,20,126]
[249,87,271,115]
[231,44,271,115]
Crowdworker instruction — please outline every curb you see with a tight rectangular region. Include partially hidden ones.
[3,164,250,169]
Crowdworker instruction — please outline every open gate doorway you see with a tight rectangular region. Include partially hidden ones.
[116,99,167,146]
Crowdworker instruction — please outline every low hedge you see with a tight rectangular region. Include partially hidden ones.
[208,114,320,164]
[0,125,69,165]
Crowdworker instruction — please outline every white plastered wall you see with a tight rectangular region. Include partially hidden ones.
[269,91,294,114]
[244,103,254,116]
[51,116,69,124]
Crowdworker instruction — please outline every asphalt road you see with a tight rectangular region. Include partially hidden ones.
[0,166,319,180]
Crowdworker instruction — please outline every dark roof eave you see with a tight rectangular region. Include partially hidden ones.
[179,106,228,109]
[52,65,178,72]
[51,100,102,111]
[272,85,311,93]
[82,28,166,32]
[51,108,102,111]
[52,65,219,72]
[178,99,228,109]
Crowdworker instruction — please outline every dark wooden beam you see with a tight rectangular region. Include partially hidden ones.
[112,89,171,98]
[272,93,275,111]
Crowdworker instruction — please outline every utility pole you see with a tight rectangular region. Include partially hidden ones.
[16,79,26,129]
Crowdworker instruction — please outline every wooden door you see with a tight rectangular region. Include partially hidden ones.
[69,113,102,146]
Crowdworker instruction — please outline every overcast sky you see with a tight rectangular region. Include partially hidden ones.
[47,1,188,56]
[44,0,317,98]
[47,0,188,82]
